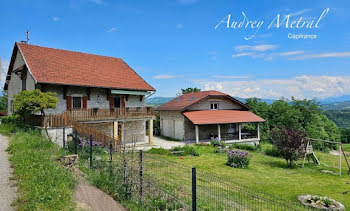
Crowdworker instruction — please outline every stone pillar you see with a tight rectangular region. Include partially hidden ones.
[195,125,199,144]
[113,121,118,139]
[113,121,118,150]
[238,123,242,141]
[257,123,260,140]
[217,124,221,141]
[148,119,153,145]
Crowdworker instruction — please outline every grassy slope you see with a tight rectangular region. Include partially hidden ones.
[4,127,76,211]
[342,144,350,152]
[155,144,350,208]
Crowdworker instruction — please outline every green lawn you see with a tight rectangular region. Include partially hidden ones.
[148,143,350,209]
[2,126,76,211]
[342,144,350,152]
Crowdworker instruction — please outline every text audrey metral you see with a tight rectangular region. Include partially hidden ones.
[215,8,329,40]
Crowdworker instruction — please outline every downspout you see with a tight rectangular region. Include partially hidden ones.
[145,90,156,99]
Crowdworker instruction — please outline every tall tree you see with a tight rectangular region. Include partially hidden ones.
[181,87,201,94]
[0,90,8,112]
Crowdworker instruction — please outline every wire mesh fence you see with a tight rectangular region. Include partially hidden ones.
[68,134,315,211]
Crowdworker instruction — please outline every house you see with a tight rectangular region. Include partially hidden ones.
[156,90,265,144]
[4,42,155,145]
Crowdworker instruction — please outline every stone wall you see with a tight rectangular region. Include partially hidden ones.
[123,120,146,143]
[43,84,145,115]
[86,122,114,137]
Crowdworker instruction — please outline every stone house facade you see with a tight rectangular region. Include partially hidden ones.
[4,42,155,144]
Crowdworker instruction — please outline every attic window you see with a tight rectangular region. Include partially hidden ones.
[210,103,218,110]
[188,97,195,101]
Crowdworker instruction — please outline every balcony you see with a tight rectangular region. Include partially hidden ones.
[67,107,155,121]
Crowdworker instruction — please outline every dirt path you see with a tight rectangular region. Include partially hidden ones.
[72,167,126,211]
[0,134,16,211]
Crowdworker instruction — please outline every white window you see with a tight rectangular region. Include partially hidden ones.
[210,103,218,110]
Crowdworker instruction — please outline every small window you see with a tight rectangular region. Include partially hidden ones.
[22,78,26,91]
[72,97,82,109]
[175,98,182,102]
[114,97,121,108]
[210,103,218,110]
[188,97,195,101]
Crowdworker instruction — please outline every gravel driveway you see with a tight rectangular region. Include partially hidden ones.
[0,134,16,211]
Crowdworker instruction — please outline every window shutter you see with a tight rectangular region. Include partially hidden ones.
[109,97,114,109]
[121,97,126,109]
[66,96,72,111]
[82,97,87,109]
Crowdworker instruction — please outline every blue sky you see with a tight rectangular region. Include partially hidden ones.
[0,0,350,99]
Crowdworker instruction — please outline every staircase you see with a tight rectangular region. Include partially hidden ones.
[42,113,121,148]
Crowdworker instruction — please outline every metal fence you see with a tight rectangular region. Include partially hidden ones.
[68,132,315,211]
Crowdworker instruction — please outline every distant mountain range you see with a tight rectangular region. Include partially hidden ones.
[146,95,350,111]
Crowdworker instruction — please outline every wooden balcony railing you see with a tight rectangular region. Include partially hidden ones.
[67,107,155,121]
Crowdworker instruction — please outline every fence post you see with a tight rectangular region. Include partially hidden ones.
[89,134,93,169]
[192,167,197,211]
[62,127,65,150]
[139,150,143,205]
[74,130,78,154]
[109,141,113,176]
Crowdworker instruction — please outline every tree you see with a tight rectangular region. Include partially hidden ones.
[13,89,58,117]
[181,87,201,94]
[271,127,306,167]
[0,90,8,112]
[245,98,271,141]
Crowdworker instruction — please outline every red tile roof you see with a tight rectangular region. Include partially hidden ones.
[183,110,265,125]
[156,90,249,111]
[9,42,155,91]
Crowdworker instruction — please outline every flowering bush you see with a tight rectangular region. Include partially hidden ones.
[226,150,251,168]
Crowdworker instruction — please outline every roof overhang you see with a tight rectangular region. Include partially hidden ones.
[111,89,151,96]
[183,110,265,125]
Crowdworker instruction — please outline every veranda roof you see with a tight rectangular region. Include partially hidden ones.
[183,110,265,125]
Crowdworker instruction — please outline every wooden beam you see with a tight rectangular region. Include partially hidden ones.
[148,119,153,145]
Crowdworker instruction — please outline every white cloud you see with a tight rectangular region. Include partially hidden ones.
[279,51,304,56]
[52,17,60,22]
[177,0,199,5]
[176,24,183,29]
[107,27,117,33]
[212,75,250,79]
[0,59,9,87]
[232,52,255,57]
[195,75,350,100]
[153,74,175,79]
[235,44,278,52]
[290,52,350,60]
[286,9,312,17]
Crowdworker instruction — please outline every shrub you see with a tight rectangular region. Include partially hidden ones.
[230,143,259,151]
[172,145,200,156]
[226,150,251,168]
[1,114,22,125]
[147,147,171,155]
[264,146,281,157]
[271,127,306,167]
